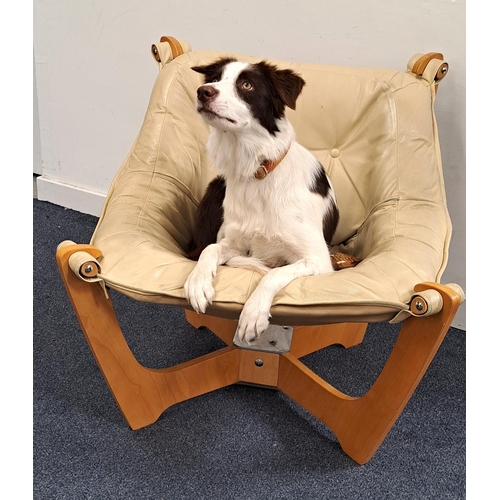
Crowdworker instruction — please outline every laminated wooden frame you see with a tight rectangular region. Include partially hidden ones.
[56,242,462,464]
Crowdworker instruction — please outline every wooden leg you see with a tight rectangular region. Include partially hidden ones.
[239,350,280,386]
[278,282,462,464]
[185,311,367,357]
[57,244,240,430]
[290,323,367,358]
[185,309,237,345]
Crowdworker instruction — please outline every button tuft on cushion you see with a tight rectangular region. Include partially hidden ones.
[330,148,340,158]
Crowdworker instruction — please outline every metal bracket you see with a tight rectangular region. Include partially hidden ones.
[233,325,294,354]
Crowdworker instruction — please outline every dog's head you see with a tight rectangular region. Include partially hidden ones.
[192,58,305,135]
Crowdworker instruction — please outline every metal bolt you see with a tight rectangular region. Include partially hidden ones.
[85,264,93,274]
[255,359,264,367]
[415,300,424,311]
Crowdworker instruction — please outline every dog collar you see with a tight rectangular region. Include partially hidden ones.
[254,146,291,180]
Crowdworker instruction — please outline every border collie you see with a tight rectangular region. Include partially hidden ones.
[184,58,339,343]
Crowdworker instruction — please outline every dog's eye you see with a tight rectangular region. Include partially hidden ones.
[241,81,253,91]
[211,79,218,83]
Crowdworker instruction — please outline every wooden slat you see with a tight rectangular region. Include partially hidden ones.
[278,282,462,464]
[57,244,240,430]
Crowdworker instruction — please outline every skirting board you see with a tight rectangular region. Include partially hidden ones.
[36,176,106,218]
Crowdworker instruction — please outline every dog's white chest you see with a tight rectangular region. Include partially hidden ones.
[221,178,325,267]
[224,182,285,237]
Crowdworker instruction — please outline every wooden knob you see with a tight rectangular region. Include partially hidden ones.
[410,295,429,315]
[68,251,101,280]
[435,62,449,81]
[80,262,99,278]
[411,52,444,76]
[409,290,443,316]
[151,44,161,63]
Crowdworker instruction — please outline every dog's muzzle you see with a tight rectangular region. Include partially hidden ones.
[196,85,237,125]
[197,85,219,103]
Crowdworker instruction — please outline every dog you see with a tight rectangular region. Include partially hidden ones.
[184,57,339,343]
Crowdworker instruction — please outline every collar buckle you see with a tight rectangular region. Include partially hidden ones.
[254,146,290,180]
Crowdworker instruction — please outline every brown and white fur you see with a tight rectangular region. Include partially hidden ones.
[184,58,339,343]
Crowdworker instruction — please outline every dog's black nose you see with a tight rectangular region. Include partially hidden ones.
[197,85,219,102]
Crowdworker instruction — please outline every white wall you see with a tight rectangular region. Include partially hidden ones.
[33,0,466,329]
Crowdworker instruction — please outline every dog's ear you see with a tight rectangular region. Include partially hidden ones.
[269,69,306,110]
[191,57,237,83]
[191,64,211,75]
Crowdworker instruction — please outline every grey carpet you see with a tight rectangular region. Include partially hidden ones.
[33,199,465,499]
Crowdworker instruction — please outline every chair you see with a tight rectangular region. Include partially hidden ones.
[56,36,464,464]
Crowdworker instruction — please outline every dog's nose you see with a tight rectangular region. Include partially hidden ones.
[197,85,219,102]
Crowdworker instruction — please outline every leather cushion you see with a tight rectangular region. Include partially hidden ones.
[90,50,451,325]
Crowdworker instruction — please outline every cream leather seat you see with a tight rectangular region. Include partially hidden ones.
[56,37,464,464]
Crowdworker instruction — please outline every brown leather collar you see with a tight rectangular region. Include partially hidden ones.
[254,146,290,180]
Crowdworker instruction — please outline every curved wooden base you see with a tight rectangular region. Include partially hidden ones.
[56,244,241,430]
[57,244,462,464]
[278,284,460,463]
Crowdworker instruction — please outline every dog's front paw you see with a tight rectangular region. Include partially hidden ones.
[236,300,271,344]
[184,268,215,314]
